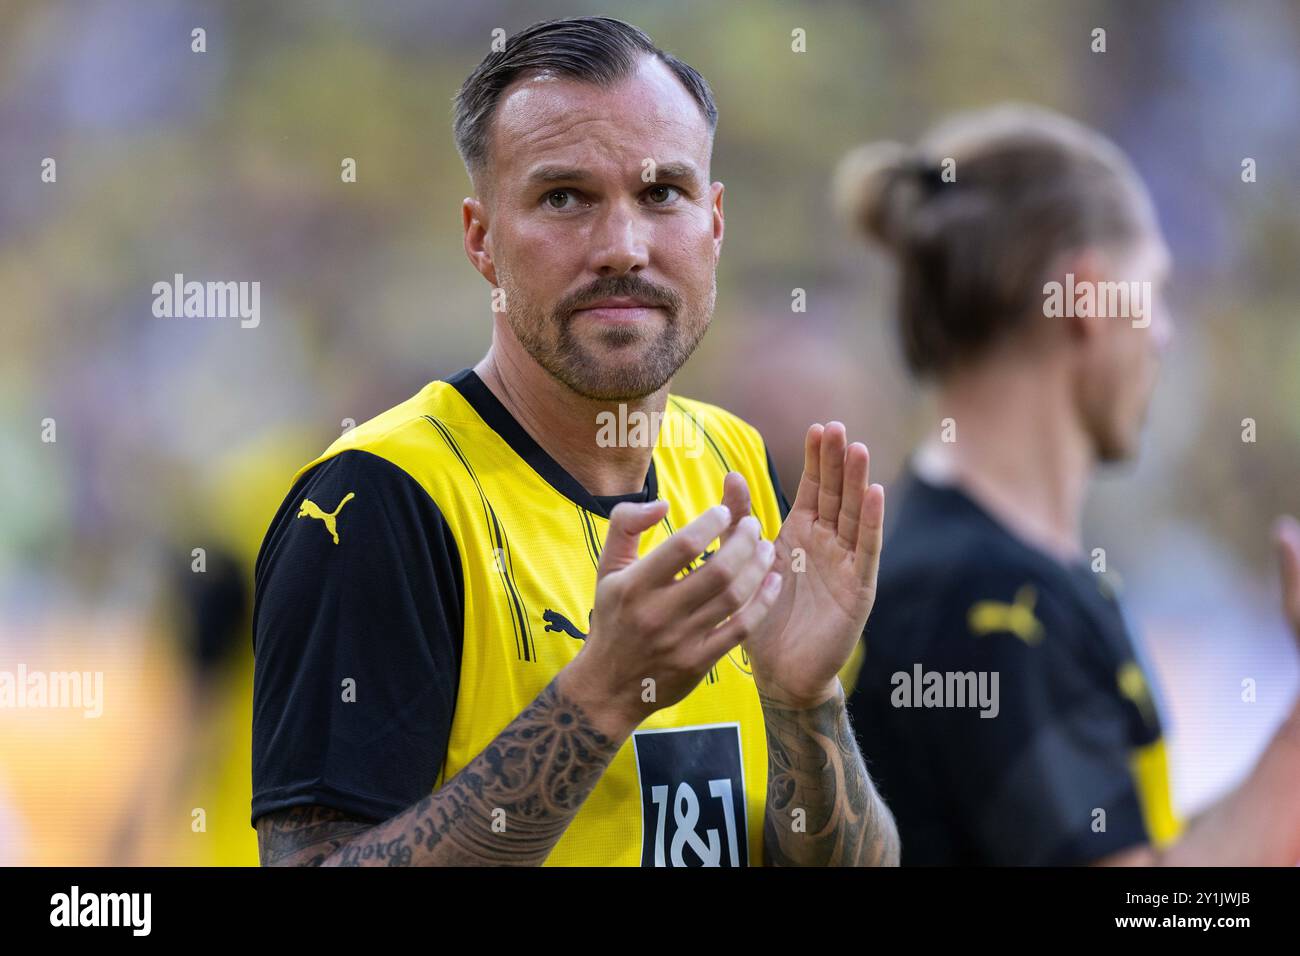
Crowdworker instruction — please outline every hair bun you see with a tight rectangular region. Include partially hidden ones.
[832,141,927,250]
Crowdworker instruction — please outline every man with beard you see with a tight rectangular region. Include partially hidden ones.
[251,17,898,867]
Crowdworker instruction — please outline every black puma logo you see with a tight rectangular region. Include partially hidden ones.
[682,547,716,575]
[543,608,590,641]
[542,549,715,642]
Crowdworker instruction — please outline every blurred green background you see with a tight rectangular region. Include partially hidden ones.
[0,0,1297,864]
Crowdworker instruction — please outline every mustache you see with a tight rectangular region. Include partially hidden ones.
[556,275,682,318]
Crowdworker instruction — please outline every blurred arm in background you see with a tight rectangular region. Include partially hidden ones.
[1098,518,1300,866]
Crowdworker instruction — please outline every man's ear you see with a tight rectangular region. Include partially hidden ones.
[463,196,498,286]
[1054,247,1109,344]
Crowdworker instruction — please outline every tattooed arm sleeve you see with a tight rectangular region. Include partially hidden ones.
[256,677,622,866]
[760,683,900,866]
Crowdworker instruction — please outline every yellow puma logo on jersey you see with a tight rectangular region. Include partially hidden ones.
[297,492,355,544]
[968,584,1045,645]
[1117,660,1157,728]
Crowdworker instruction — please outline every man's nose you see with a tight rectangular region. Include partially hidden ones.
[587,199,650,275]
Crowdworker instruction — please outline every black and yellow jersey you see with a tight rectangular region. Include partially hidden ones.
[844,464,1182,865]
[251,369,789,866]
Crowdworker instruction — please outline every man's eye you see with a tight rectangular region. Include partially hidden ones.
[546,189,577,209]
[645,185,680,205]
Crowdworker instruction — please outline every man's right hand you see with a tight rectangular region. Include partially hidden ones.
[558,493,781,738]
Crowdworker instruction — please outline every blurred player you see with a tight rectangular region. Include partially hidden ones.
[106,432,315,866]
[251,17,897,867]
[835,103,1300,865]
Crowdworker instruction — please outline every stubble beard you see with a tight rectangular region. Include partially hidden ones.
[500,273,714,402]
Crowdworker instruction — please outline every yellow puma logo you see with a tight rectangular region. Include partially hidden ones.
[297,492,355,544]
[1117,660,1157,728]
[968,584,1045,645]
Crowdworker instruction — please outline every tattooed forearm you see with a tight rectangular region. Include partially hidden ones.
[257,805,374,865]
[760,684,900,866]
[256,677,623,866]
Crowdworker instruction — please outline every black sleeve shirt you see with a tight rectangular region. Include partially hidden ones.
[251,449,463,824]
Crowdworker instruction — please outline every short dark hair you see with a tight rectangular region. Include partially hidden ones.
[453,17,718,185]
